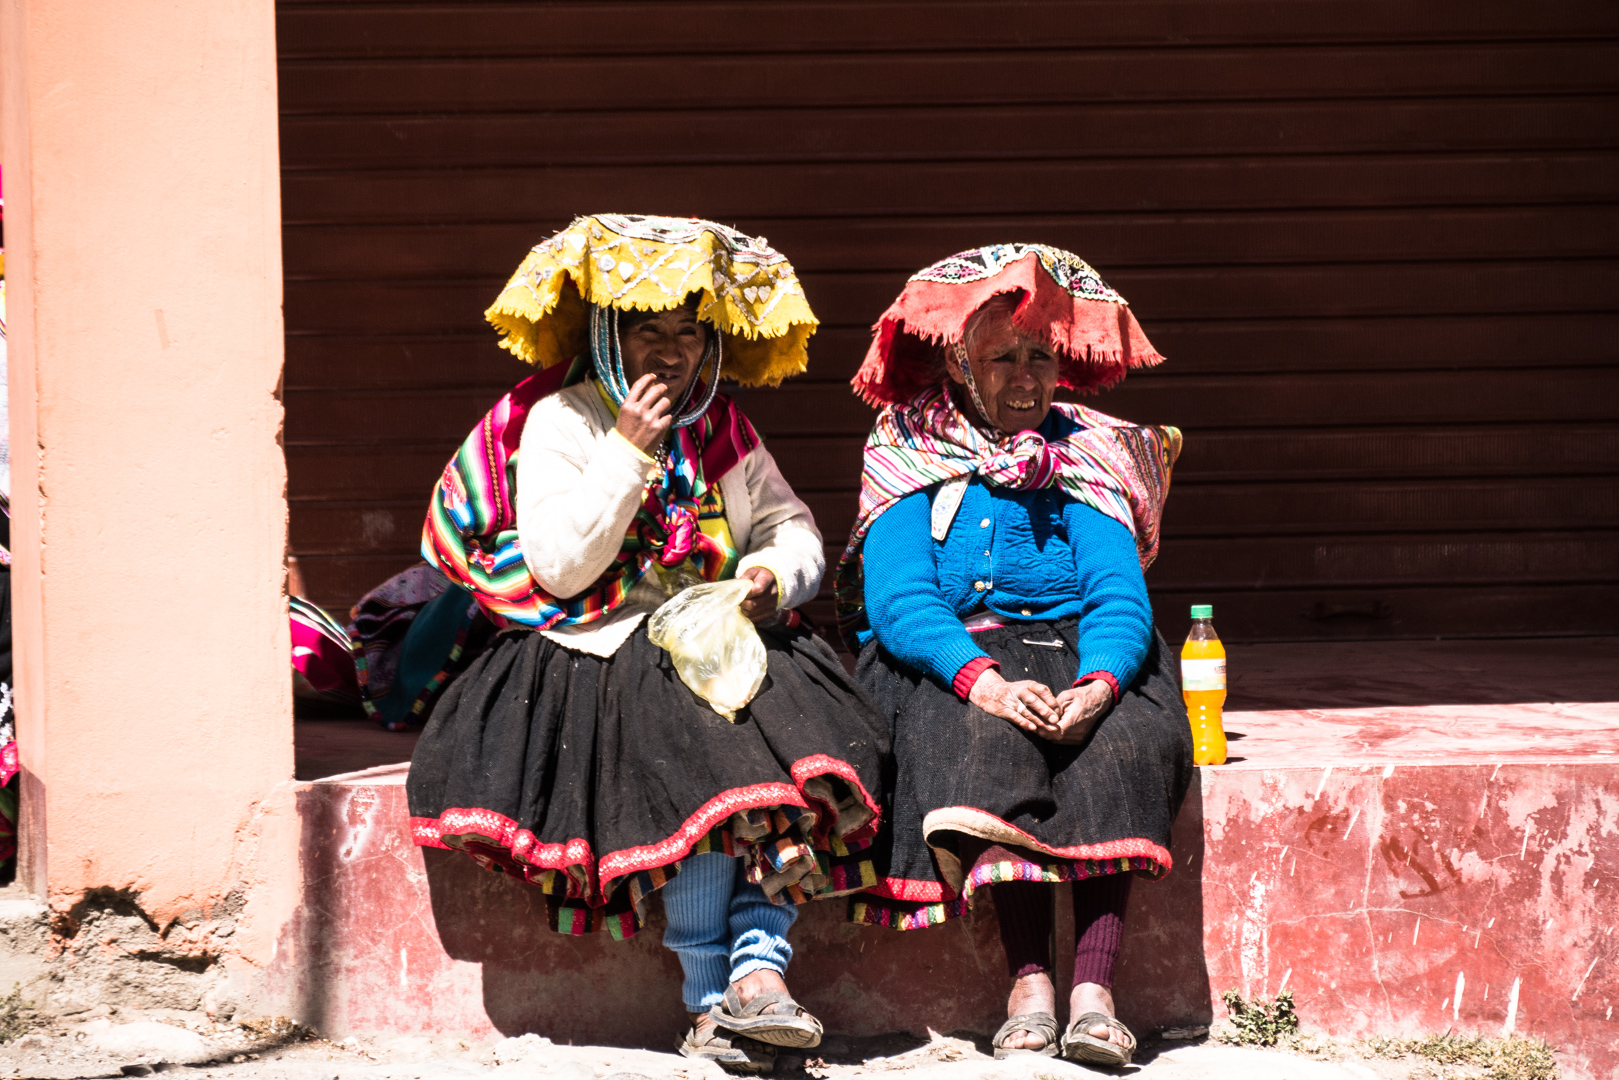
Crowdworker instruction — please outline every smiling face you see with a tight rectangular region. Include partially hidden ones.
[618,303,710,403]
[946,297,1060,433]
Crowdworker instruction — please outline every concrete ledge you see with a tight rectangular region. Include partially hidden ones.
[269,642,1619,1079]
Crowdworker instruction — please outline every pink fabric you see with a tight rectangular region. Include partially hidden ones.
[853,246,1164,408]
[290,610,360,701]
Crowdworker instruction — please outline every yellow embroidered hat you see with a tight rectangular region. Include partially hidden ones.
[486,213,819,388]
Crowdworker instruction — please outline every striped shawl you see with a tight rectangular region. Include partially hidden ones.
[834,384,1180,645]
[423,366,759,630]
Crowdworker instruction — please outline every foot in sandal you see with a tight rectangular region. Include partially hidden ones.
[1060,982,1137,1067]
[709,968,824,1049]
[678,1010,776,1075]
[994,971,1059,1056]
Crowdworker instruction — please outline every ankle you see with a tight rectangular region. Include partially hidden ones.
[732,968,788,1002]
[1070,981,1115,1016]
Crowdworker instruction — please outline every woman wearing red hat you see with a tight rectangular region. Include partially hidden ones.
[837,245,1191,1067]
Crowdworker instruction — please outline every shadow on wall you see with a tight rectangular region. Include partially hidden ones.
[1113,779,1213,1037]
[414,785,1213,1046]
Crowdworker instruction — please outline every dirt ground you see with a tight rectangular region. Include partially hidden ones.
[0,1012,1472,1080]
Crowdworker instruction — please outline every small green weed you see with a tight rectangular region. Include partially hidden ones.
[1362,1033,1558,1080]
[0,984,35,1042]
[1219,988,1301,1048]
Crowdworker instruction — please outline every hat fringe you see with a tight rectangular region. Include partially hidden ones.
[485,215,818,387]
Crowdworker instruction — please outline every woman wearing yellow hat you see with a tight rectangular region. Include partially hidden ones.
[407,215,888,1073]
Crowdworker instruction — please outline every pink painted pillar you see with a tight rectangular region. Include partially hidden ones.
[0,0,290,925]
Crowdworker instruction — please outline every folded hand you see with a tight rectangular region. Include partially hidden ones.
[968,669,1059,733]
[1043,681,1114,745]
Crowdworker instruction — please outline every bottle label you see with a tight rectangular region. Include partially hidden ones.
[1181,658,1226,691]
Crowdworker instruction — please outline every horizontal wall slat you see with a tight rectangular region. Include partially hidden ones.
[285,476,1619,555]
[287,427,1619,504]
[282,261,1619,337]
[276,2,1619,59]
[289,572,1619,641]
[283,207,1619,280]
[1150,424,1619,482]
[285,337,527,390]
[279,98,1619,170]
[293,555,423,611]
[289,512,1619,588]
[282,314,1619,392]
[761,426,1619,497]
[1162,478,1619,536]
[280,154,1619,223]
[1145,532,1619,588]
[283,369,1619,445]
[739,369,1619,434]
[1144,583,1619,641]
[277,44,1619,114]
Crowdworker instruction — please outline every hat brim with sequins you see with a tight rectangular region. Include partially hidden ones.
[851,244,1164,407]
[485,213,819,388]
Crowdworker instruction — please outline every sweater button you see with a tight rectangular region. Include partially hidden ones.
[973,581,986,591]
[980,518,991,528]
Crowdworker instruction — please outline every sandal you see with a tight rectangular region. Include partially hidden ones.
[991,1012,1059,1058]
[1060,1011,1137,1067]
[677,1021,776,1074]
[709,984,824,1049]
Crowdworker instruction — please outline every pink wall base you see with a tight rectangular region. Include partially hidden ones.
[255,699,1619,1080]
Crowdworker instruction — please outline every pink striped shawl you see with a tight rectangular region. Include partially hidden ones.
[833,384,1181,644]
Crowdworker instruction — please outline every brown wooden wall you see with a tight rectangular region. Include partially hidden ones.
[278,0,1619,642]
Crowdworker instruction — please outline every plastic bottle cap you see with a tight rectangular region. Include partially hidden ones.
[1189,604,1214,619]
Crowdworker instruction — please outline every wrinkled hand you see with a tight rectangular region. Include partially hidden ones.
[1043,681,1114,745]
[615,374,673,455]
[738,567,778,624]
[968,668,1059,733]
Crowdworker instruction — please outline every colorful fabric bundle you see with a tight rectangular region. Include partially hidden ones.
[289,596,361,705]
[347,563,491,732]
[851,243,1164,407]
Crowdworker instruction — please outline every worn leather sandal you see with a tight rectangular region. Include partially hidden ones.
[709,985,824,1049]
[1060,1011,1137,1067]
[677,1021,776,1074]
[991,1011,1060,1058]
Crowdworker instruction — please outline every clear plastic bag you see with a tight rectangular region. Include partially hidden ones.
[647,578,767,722]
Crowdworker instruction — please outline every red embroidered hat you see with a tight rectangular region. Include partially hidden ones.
[851,244,1164,407]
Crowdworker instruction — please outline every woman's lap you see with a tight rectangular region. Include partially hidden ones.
[406,619,888,934]
[855,620,1193,922]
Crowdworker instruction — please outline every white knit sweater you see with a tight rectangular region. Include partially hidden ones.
[514,382,824,657]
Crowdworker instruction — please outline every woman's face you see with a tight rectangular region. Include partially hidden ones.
[948,312,1059,433]
[618,307,709,403]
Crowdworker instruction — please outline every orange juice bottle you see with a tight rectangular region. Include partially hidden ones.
[1181,604,1227,765]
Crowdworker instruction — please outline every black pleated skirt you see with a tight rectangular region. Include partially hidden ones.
[852,619,1192,929]
[407,618,890,938]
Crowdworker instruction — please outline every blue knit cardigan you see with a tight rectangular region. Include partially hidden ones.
[857,415,1152,697]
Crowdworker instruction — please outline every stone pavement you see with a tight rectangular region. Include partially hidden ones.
[0,1021,1443,1080]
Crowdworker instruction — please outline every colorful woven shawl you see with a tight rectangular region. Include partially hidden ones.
[422,366,760,630]
[834,387,1181,646]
